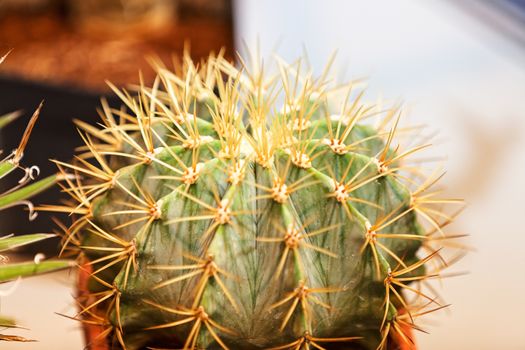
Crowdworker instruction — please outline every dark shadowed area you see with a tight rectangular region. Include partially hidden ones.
[0,0,234,255]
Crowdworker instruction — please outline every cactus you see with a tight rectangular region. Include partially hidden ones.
[54,53,463,349]
[0,70,72,340]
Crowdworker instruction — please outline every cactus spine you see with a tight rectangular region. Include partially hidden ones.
[54,53,463,349]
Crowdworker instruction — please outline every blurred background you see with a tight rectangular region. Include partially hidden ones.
[1,0,524,349]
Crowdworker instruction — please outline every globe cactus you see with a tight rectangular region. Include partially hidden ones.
[52,53,463,349]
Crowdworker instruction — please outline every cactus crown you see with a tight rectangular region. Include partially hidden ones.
[54,52,463,349]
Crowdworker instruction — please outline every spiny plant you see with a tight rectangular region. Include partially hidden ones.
[0,52,72,341]
[51,52,465,349]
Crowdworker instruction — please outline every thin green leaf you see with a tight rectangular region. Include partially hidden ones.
[0,111,22,130]
[0,233,56,252]
[0,260,72,283]
[0,316,19,328]
[0,161,16,181]
[0,174,56,210]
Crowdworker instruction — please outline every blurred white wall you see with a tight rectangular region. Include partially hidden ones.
[0,270,82,349]
[234,1,525,349]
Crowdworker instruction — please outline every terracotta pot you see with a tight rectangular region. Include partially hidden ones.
[78,267,415,350]
[77,264,111,350]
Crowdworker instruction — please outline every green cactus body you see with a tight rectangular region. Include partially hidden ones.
[58,54,460,349]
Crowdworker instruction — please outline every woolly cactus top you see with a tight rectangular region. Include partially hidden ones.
[50,52,463,350]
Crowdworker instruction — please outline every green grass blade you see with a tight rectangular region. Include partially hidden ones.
[0,233,56,253]
[0,161,16,181]
[0,316,18,328]
[0,260,72,283]
[0,174,56,210]
[0,111,22,130]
